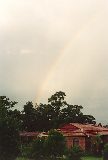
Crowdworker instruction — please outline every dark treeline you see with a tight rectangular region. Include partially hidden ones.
[0,91,96,133]
[7,91,96,132]
[21,91,96,131]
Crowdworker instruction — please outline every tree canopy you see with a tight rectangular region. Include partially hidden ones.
[21,91,96,131]
[0,96,20,160]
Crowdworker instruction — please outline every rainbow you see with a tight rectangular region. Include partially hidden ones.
[35,12,97,103]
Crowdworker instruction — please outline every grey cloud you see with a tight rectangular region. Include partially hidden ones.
[0,0,108,123]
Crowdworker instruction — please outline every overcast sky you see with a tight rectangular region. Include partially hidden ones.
[0,0,108,124]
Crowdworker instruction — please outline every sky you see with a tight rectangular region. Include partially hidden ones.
[0,0,108,124]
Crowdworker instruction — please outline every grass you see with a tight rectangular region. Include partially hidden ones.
[16,157,30,160]
[16,156,103,160]
[81,156,103,160]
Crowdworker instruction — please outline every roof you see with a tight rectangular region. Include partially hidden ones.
[19,123,108,138]
[58,123,108,137]
[20,132,40,137]
[20,131,48,137]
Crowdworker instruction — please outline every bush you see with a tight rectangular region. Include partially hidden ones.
[28,130,66,160]
[103,143,108,160]
[104,143,108,152]
[20,144,32,158]
[91,135,103,157]
[30,137,46,160]
[66,146,83,160]
[45,130,66,159]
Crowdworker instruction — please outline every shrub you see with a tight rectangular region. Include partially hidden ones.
[66,146,83,160]
[103,143,108,160]
[20,144,32,158]
[45,130,66,159]
[30,137,46,160]
[104,143,108,152]
[23,130,66,160]
[91,135,103,157]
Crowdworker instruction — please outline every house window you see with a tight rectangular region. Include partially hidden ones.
[73,138,79,146]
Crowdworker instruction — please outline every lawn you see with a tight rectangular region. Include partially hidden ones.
[16,156,103,160]
[82,156,103,160]
[16,158,29,160]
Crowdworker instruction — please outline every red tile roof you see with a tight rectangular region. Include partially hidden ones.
[58,123,108,137]
[19,123,108,138]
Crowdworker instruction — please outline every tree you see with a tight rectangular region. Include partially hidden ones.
[36,103,54,131]
[48,91,96,126]
[22,101,38,131]
[0,96,20,160]
[60,104,83,124]
[30,137,46,160]
[48,91,67,128]
[45,130,66,159]
[22,102,53,131]
[21,91,96,132]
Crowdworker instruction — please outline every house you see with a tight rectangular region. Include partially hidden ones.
[20,131,48,144]
[20,131,40,144]
[20,123,108,152]
[57,123,108,151]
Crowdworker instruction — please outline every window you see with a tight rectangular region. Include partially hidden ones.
[73,138,79,146]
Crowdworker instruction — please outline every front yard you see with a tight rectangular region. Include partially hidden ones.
[16,158,29,160]
[82,156,103,160]
[16,156,103,160]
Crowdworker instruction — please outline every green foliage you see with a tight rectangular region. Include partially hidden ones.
[31,137,46,160]
[103,143,108,160]
[45,130,66,159]
[0,96,20,160]
[0,92,97,160]
[104,143,108,152]
[66,146,83,160]
[22,101,38,131]
[27,130,66,160]
[21,91,96,132]
[16,157,30,160]
[91,135,103,156]
[20,144,32,158]
[81,156,102,160]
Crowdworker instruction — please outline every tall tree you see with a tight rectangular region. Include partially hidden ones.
[36,103,54,131]
[48,91,96,126]
[48,91,67,128]
[22,101,37,131]
[0,96,20,160]
[60,104,83,123]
